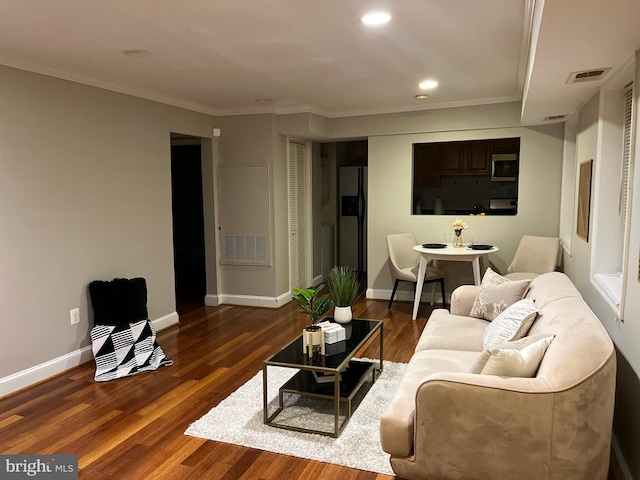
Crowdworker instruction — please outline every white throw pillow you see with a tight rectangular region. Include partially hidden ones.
[469,268,530,321]
[477,335,555,377]
[482,298,539,350]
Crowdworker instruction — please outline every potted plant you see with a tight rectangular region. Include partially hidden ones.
[328,266,360,324]
[292,284,334,356]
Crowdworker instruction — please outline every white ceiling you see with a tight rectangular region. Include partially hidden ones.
[0,0,638,125]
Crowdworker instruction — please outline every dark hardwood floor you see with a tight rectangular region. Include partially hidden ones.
[0,294,432,479]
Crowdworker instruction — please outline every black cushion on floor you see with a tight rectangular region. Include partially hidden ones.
[88,277,148,326]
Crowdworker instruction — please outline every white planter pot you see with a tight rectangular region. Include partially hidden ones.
[333,306,353,324]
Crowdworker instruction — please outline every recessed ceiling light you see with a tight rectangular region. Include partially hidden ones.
[361,11,391,26]
[415,95,428,100]
[121,49,151,58]
[419,80,438,90]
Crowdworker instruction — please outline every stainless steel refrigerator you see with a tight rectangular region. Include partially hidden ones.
[339,166,367,274]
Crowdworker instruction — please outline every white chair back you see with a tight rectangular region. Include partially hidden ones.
[386,233,420,278]
[507,235,560,275]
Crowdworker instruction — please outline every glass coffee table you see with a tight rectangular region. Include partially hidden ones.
[263,318,383,438]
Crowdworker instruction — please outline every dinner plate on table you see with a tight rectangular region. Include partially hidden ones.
[469,244,493,250]
[422,243,447,249]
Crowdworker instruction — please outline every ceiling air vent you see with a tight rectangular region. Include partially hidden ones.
[544,114,569,121]
[567,68,611,84]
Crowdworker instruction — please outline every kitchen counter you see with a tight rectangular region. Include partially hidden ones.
[418,209,517,216]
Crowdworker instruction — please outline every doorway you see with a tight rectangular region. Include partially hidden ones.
[170,134,206,314]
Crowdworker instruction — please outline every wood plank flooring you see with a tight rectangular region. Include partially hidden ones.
[0,295,431,479]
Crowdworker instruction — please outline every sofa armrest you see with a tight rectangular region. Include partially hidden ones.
[450,285,481,316]
[402,373,555,479]
[390,369,613,480]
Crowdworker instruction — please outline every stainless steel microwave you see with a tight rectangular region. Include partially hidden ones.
[491,153,518,181]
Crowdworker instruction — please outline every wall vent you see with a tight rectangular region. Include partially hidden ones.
[544,114,569,121]
[224,235,267,263]
[567,68,611,84]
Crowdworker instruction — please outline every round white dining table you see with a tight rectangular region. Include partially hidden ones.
[411,244,499,320]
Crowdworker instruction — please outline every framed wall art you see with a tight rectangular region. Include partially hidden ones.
[577,159,593,242]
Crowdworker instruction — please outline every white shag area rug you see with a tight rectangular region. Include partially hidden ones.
[185,359,406,476]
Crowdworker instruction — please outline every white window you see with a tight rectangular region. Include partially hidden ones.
[619,83,633,272]
[592,79,634,314]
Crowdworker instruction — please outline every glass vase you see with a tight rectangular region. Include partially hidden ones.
[453,229,464,247]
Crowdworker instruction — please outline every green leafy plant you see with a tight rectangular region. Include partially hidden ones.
[328,266,360,307]
[291,284,334,325]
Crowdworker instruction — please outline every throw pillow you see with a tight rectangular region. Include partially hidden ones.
[482,298,539,350]
[470,335,555,377]
[469,268,530,321]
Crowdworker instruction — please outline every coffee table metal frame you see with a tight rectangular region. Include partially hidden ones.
[262,318,383,438]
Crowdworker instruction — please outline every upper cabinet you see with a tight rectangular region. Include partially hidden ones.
[414,137,520,179]
[414,143,440,186]
[491,137,521,155]
[439,142,466,174]
[346,140,368,165]
[439,140,490,175]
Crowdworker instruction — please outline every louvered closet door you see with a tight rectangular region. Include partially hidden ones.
[620,83,633,272]
[289,141,308,290]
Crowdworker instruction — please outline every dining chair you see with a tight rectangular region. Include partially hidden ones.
[505,235,561,280]
[386,233,446,309]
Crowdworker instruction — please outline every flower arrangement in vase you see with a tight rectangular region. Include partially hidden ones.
[451,218,469,247]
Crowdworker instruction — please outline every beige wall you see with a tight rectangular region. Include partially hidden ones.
[215,114,282,298]
[0,65,216,378]
[330,101,524,137]
[561,57,640,479]
[366,124,564,299]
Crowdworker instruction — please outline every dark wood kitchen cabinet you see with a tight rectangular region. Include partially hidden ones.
[347,140,368,165]
[438,140,490,175]
[465,140,491,174]
[439,142,465,174]
[490,137,520,155]
[413,143,440,186]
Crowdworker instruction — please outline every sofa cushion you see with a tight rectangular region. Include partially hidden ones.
[483,298,539,349]
[380,349,480,457]
[470,268,530,321]
[471,334,555,377]
[415,309,488,352]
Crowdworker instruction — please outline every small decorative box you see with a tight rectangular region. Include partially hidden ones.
[317,321,346,344]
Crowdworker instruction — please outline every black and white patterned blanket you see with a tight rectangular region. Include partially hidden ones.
[90,319,172,382]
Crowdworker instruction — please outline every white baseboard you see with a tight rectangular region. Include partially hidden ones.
[216,292,291,308]
[366,287,449,305]
[312,274,323,286]
[0,312,179,399]
[611,433,632,480]
[153,312,180,331]
[204,294,219,306]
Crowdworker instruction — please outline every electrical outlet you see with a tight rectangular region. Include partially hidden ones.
[70,308,80,325]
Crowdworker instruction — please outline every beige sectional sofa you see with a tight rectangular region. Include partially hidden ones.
[380,271,616,480]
